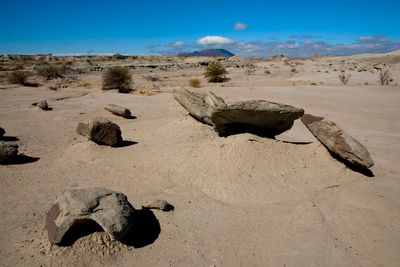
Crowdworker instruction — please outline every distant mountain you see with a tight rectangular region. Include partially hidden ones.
[178,49,234,57]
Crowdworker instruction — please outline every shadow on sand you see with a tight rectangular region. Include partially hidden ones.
[58,209,160,248]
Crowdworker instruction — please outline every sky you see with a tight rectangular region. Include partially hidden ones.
[1,0,400,57]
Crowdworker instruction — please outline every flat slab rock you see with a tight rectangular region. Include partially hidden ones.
[77,119,122,146]
[45,188,137,245]
[173,88,226,125]
[301,114,374,169]
[211,100,304,136]
[0,143,18,164]
[104,104,131,118]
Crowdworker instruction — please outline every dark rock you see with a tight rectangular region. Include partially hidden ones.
[301,114,374,168]
[173,88,226,125]
[211,100,304,136]
[77,119,122,146]
[45,188,137,245]
[104,104,131,118]
[0,127,4,137]
[0,143,18,164]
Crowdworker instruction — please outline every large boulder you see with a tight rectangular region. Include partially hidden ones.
[211,100,304,136]
[173,88,226,125]
[76,119,122,146]
[104,104,131,118]
[45,188,137,245]
[0,143,18,164]
[301,114,374,169]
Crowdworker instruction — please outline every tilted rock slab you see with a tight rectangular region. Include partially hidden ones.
[104,104,131,118]
[301,114,374,169]
[0,143,18,164]
[173,88,226,125]
[77,119,122,146]
[211,100,304,136]
[45,188,137,245]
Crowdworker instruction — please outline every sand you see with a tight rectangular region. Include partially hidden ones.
[0,52,400,266]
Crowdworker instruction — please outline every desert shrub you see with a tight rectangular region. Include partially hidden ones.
[8,71,28,85]
[379,69,392,85]
[290,68,297,76]
[81,82,90,87]
[102,66,132,92]
[204,63,227,83]
[338,71,351,85]
[310,82,318,86]
[38,65,65,80]
[189,78,201,88]
[12,64,24,70]
[264,69,271,74]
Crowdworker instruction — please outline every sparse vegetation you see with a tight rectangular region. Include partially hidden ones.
[102,66,132,92]
[38,65,65,80]
[379,69,392,85]
[8,71,28,85]
[338,71,351,85]
[81,82,90,87]
[310,82,318,86]
[189,78,201,88]
[290,68,297,77]
[204,63,227,83]
[12,64,24,70]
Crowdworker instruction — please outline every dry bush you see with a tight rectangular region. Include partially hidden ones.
[38,65,65,80]
[12,64,24,70]
[8,71,28,85]
[338,71,351,85]
[290,68,297,77]
[379,69,392,85]
[189,78,201,88]
[204,63,227,83]
[102,66,132,93]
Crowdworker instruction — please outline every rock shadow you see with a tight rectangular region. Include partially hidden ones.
[58,219,104,247]
[0,136,19,141]
[1,154,40,165]
[126,115,137,120]
[327,150,375,177]
[120,209,161,248]
[114,140,138,148]
[23,82,40,87]
[218,123,280,138]
[57,209,161,248]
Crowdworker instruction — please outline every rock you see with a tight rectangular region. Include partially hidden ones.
[0,127,4,137]
[104,104,131,118]
[37,100,50,110]
[45,188,137,245]
[301,114,374,169]
[142,200,174,211]
[211,100,304,136]
[0,143,18,164]
[173,88,226,125]
[76,119,122,146]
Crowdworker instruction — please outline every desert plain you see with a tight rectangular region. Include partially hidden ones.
[0,51,400,266]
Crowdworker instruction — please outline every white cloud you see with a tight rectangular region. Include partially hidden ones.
[357,36,375,42]
[165,41,184,47]
[196,36,234,45]
[234,22,248,30]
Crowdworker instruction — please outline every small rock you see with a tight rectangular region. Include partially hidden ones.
[76,119,122,146]
[301,114,374,169]
[45,188,137,245]
[0,143,18,164]
[142,200,174,211]
[104,104,131,118]
[33,100,50,110]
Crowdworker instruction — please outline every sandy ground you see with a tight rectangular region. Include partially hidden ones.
[0,53,400,266]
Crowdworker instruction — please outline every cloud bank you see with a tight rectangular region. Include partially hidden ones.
[152,34,400,58]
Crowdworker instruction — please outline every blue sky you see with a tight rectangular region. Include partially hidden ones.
[1,0,400,57]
